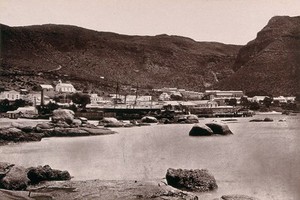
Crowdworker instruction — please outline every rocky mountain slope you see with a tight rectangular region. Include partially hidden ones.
[216,16,300,96]
[0,24,240,93]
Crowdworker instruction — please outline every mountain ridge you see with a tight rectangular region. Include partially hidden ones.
[0,23,241,93]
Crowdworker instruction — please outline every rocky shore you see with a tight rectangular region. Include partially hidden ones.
[0,109,115,146]
[0,178,260,200]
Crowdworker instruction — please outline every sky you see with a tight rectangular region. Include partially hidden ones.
[0,0,299,45]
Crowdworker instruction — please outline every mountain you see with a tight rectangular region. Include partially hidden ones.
[0,24,240,93]
[216,16,300,96]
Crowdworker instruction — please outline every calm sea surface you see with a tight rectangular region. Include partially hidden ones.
[0,114,299,200]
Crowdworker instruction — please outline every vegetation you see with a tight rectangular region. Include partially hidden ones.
[0,99,28,112]
[71,93,91,108]
[37,102,59,115]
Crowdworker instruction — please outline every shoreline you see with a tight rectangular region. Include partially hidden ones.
[0,179,260,200]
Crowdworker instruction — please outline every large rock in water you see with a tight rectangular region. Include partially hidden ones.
[27,165,71,184]
[189,124,213,136]
[52,109,75,124]
[166,168,218,192]
[0,165,29,190]
[205,123,233,135]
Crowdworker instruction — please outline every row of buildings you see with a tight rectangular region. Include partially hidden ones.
[0,81,297,119]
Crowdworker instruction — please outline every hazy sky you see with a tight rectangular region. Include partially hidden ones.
[0,0,299,44]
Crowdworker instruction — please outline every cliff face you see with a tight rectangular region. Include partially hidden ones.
[0,24,240,92]
[217,16,300,95]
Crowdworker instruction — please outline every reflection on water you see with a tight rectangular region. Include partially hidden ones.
[0,115,299,200]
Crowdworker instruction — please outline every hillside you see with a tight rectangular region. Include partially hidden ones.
[216,16,300,96]
[0,24,240,93]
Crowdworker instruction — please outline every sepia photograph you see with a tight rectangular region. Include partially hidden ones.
[0,0,299,199]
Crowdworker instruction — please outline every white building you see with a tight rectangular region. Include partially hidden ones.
[90,93,105,104]
[193,100,218,108]
[0,90,21,101]
[55,80,76,93]
[205,90,244,99]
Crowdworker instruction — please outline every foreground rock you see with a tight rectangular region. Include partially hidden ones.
[0,162,71,191]
[0,163,29,190]
[205,123,233,135]
[166,168,218,192]
[214,194,260,200]
[27,165,71,184]
[189,124,213,136]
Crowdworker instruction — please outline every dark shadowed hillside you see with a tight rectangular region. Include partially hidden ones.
[216,16,300,96]
[0,24,240,92]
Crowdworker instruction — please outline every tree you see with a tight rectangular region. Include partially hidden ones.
[240,97,249,108]
[228,98,237,106]
[37,102,59,115]
[0,99,11,112]
[272,100,280,107]
[263,96,273,108]
[249,101,260,110]
[71,93,91,108]
[295,94,300,103]
[11,99,26,110]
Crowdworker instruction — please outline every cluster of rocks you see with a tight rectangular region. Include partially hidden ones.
[189,122,233,136]
[98,116,158,128]
[0,109,115,145]
[166,168,260,200]
[0,162,71,191]
[98,115,201,128]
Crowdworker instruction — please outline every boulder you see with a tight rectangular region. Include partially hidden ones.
[35,122,55,131]
[177,115,199,124]
[99,117,119,124]
[99,118,124,127]
[141,116,158,123]
[166,168,218,192]
[72,119,82,127]
[249,119,263,122]
[52,109,75,124]
[189,124,213,136]
[27,165,71,184]
[263,117,273,122]
[0,165,29,190]
[0,162,14,179]
[205,123,233,135]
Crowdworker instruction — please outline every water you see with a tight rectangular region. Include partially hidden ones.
[1,115,299,200]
